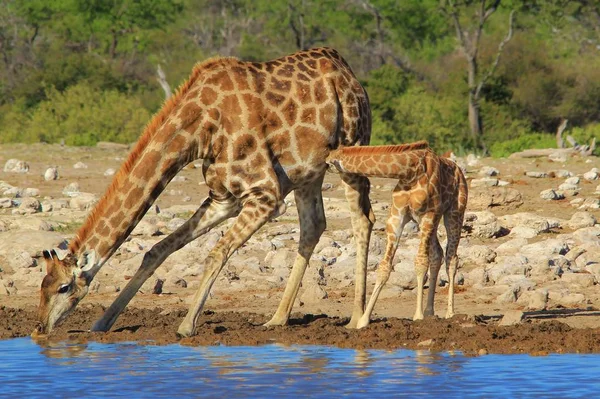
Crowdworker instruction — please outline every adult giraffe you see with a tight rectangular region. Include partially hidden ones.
[33,47,375,337]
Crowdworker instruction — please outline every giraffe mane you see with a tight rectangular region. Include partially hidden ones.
[339,141,430,155]
[68,56,236,254]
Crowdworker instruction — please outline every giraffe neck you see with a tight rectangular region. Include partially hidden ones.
[328,143,431,179]
[67,61,216,263]
[69,131,198,263]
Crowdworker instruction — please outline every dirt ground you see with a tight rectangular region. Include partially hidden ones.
[1,143,600,354]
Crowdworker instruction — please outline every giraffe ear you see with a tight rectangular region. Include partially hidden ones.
[42,250,55,274]
[50,249,59,261]
[78,250,98,271]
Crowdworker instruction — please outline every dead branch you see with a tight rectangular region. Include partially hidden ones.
[156,64,172,100]
[555,119,568,148]
[475,9,515,97]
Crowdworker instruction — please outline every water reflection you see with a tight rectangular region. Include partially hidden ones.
[2,338,600,398]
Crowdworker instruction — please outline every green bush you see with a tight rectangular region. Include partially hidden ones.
[489,133,557,158]
[1,83,151,146]
[370,85,469,152]
[569,123,600,156]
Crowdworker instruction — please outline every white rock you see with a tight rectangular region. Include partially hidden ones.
[44,167,59,181]
[22,188,40,197]
[463,268,488,286]
[104,168,116,176]
[73,162,88,169]
[487,257,529,283]
[576,198,600,210]
[548,152,568,163]
[299,282,327,304]
[584,171,599,180]
[69,193,98,210]
[499,212,551,234]
[3,159,29,173]
[466,154,480,167]
[520,239,569,258]
[498,310,524,325]
[471,178,499,187]
[551,170,573,178]
[517,289,548,311]
[509,226,539,239]
[571,226,600,245]
[389,262,418,289]
[0,198,13,208]
[131,220,160,236]
[526,171,548,178]
[496,285,521,304]
[62,182,81,197]
[458,245,496,265]
[560,272,595,288]
[558,183,579,191]
[540,189,564,200]
[166,217,186,231]
[15,198,41,214]
[3,187,22,197]
[495,238,528,255]
[565,176,581,185]
[585,262,600,282]
[464,211,503,239]
[479,166,499,176]
[549,291,586,307]
[568,212,597,230]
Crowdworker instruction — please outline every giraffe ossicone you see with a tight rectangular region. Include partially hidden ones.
[33,47,374,337]
[326,141,468,328]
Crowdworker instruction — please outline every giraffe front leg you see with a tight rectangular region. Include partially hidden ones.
[91,195,238,332]
[358,198,409,329]
[413,216,436,321]
[264,180,326,327]
[177,193,278,337]
[357,260,392,329]
[424,235,443,318]
[341,174,375,329]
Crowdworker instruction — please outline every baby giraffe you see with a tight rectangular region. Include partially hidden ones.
[326,141,468,328]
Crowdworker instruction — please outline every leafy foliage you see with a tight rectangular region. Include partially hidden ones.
[0,0,598,157]
[1,83,151,146]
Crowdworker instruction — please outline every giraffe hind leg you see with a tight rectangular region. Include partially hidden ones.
[177,191,280,337]
[444,209,464,319]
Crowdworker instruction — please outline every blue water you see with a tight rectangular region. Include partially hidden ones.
[1,338,599,398]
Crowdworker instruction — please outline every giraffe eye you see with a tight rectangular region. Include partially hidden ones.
[57,284,70,294]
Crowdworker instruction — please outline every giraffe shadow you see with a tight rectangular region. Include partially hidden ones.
[113,325,142,333]
[523,308,600,321]
[287,313,329,326]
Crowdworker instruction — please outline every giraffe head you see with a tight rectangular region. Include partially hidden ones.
[325,149,346,174]
[32,249,97,336]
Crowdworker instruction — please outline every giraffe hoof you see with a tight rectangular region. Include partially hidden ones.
[345,319,358,329]
[90,320,110,332]
[176,324,195,338]
[356,317,370,329]
[262,320,284,328]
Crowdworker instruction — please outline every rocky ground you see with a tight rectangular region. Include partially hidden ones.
[1,142,600,354]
